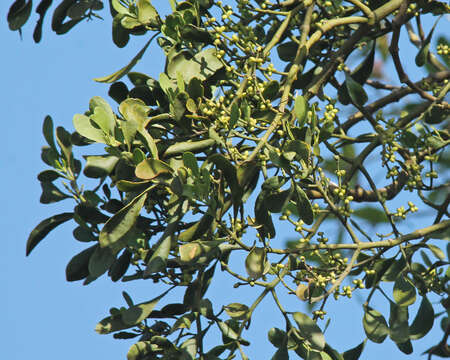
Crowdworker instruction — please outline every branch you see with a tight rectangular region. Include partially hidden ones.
[309,248,361,303]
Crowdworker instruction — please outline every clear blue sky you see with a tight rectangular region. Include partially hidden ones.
[2,3,447,360]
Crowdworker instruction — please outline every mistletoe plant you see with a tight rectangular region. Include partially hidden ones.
[9,0,450,359]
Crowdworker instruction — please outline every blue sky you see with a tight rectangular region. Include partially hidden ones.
[2,2,447,360]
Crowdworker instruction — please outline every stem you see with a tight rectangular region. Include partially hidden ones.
[310,248,361,303]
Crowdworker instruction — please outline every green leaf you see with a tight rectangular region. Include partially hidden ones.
[217,320,250,346]
[144,218,179,276]
[122,294,164,325]
[128,72,152,87]
[294,95,308,128]
[112,0,130,14]
[427,244,446,260]
[119,98,158,157]
[51,0,74,31]
[381,257,407,282]
[178,214,215,242]
[293,312,325,351]
[183,152,199,176]
[409,296,434,340]
[277,41,297,62]
[268,328,287,348]
[254,191,276,239]
[127,341,154,360]
[284,140,310,162]
[338,42,374,104]
[396,340,413,355]
[206,344,229,358]
[187,77,204,99]
[94,37,153,83]
[389,302,409,344]
[135,158,173,180]
[266,188,293,213]
[99,192,148,253]
[37,169,60,182]
[33,0,53,42]
[209,153,242,211]
[179,241,221,263]
[173,91,188,121]
[112,14,130,48]
[42,115,58,152]
[293,185,314,225]
[119,98,148,125]
[415,43,430,67]
[167,48,223,83]
[161,303,188,316]
[90,97,116,135]
[116,180,152,193]
[319,120,334,142]
[73,114,108,143]
[113,331,139,339]
[245,247,269,279]
[55,126,72,162]
[95,314,134,335]
[198,298,215,319]
[363,308,388,343]
[186,98,197,113]
[181,24,213,44]
[7,0,32,31]
[393,275,416,307]
[224,303,249,320]
[365,258,395,289]
[353,206,388,225]
[75,204,109,224]
[26,212,73,256]
[84,155,119,178]
[67,1,90,19]
[415,17,440,67]
[109,249,132,282]
[342,340,366,360]
[345,73,368,106]
[137,0,159,26]
[262,80,280,100]
[109,81,129,104]
[271,346,289,360]
[230,102,240,128]
[40,182,70,204]
[180,337,197,359]
[324,344,344,360]
[66,244,97,281]
[88,245,116,278]
[170,313,196,333]
[73,226,97,242]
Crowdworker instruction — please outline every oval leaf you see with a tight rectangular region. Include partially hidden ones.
[99,192,148,253]
[94,37,153,83]
[88,245,116,278]
[363,308,388,343]
[409,296,434,340]
[224,303,249,320]
[345,73,368,106]
[293,312,325,351]
[393,275,416,307]
[135,158,173,180]
[342,340,366,360]
[245,247,269,279]
[26,212,73,256]
[294,95,308,128]
[122,296,162,325]
[294,185,314,225]
[73,113,107,143]
[66,244,97,281]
